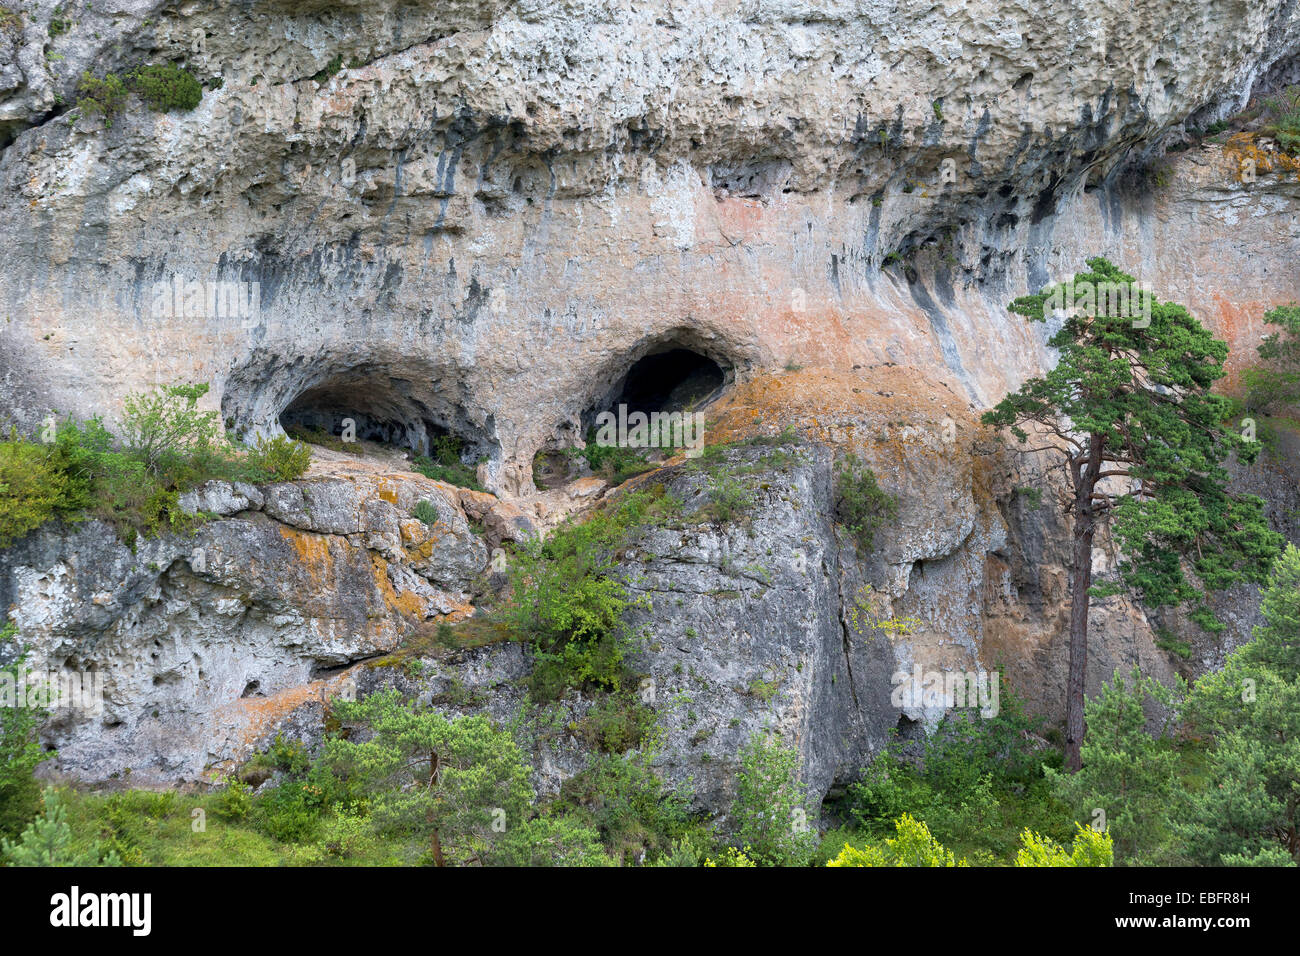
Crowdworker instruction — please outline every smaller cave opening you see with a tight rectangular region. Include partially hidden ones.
[602,348,726,420]
[545,345,729,488]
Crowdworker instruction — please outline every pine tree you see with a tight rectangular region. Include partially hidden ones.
[323,690,540,866]
[1,789,118,866]
[1177,545,1300,864]
[1048,666,1184,864]
[983,258,1282,770]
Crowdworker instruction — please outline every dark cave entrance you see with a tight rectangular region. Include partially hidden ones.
[596,347,726,422]
[544,345,729,489]
[277,376,485,465]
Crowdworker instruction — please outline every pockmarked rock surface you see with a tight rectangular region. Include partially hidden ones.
[0,472,484,783]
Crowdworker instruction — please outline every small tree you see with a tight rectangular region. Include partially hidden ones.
[0,623,53,837]
[1048,666,1184,865]
[1177,544,1300,864]
[119,382,220,478]
[732,732,816,866]
[1243,303,1300,414]
[833,453,898,553]
[982,258,1282,770]
[323,690,535,866]
[1,789,119,866]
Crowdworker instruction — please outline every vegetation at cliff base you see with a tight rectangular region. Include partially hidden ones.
[0,382,309,547]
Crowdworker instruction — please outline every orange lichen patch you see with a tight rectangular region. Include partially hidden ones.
[277,525,337,585]
[398,518,428,545]
[704,366,976,448]
[1208,295,1273,393]
[218,668,361,751]
[374,477,401,505]
[369,553,429,619]
[1224,132,1300,181]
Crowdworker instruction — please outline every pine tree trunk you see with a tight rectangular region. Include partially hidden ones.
[1065,434,1104,773]
[428,750,445,867]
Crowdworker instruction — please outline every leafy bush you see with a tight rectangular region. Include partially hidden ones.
[827,813,965,867]
[845,691,1069,859]
[1174,544,1300,866]
[1243,304,1300,414]
[577,691,656,753]
[1014,824,1114,867]
[120,382,220,478]
[703,473,753,523]
[129,63,203,112]
[578,429,655,485]
[75,71,127,124]
[216,780,252,821]
[827,814,1112,867]
[834,453,898,553]
[557,745,693,865]
[507,488,677,697]
[248,434,311,481]
[731,732,816,866]
[412,499,440,525]
[0,384,322,548]
[0,437,86,546]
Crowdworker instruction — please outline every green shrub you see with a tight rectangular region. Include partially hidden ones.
[507,489,679,697]
[731,732,816,866]
[0,623,53,838]
[0,438,84,545]
[75,71,127,124]
[413,434,484,491]
[577,691,656,753]
[834,453,898,553]
[1,789,120,866]
[120,382,220,478]
[1263,84,1300,155]
[311,54,344,84]
[703,473,753,523]
[827,814,1112,867]
[827,813,965,867]
[216,780,252,821]
[129,63,203,112]
[556,745,693,865]
[248,434,311,481]
[1047,666,1184,865]
[412,499,439,525]
[579,429,654,485]
[845,691,1068,859]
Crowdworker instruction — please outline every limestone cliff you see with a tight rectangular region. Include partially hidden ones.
[1,0,1299,815]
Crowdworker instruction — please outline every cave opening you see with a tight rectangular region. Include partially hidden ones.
[542,345,728,489]
[597,347,726,422]
[276,375,482,465]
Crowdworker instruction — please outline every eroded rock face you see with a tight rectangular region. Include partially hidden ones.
[0,472,484,783]
[2,1,1299,496]
[2,1,1300,817]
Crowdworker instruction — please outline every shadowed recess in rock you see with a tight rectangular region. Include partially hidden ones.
[596,348,726,420]
[278,375,476,458]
